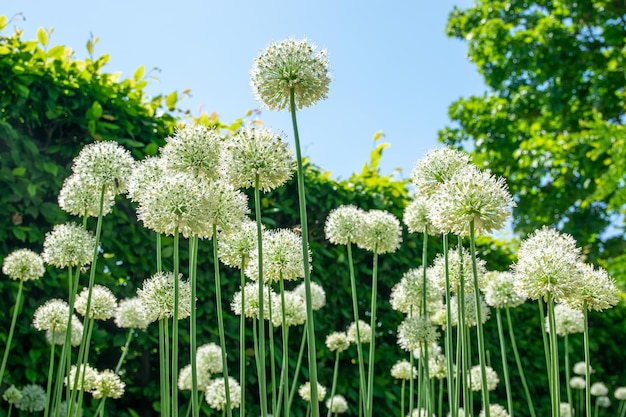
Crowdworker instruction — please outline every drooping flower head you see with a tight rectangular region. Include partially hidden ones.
[298,381,327,402]
[397,316,439,352]
[71,141,135,196]
[545,303,584,336]
[410,147,471,198]
[42,223,96,269]
[354,210,402,254]
[138,272,192,322]
[271,291,307,327]
[469,365,499,391]
[74,284,117,320]
[114,297,151,330]
[251,38,332,111]
[246,228,311,283]
[14,384,46,413]
[390,267,443,315]
[325,394,348,413]
[223,126,295,191]
[391,359,417,381]
[205,377,241,411]
[2,248,45,281]
[346,320,372,344]
[230,281,276,320]
[293,280,326,311]
[324,205,367,245]
[92,369,125,399]
[565,262,619,312]
[484,271,526,309]
[160,123,222,180]
[403,196,442,236]
[218,219,259,269]
[59,174,116,217]
[325,331,350,352]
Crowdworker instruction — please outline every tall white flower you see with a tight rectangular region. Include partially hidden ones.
[355,210,402,254]
[71,141,135,195]
[137,272,192,322]
[2,249,45,282]
[42,223,96,269]
[160,123,222,180]
[410,147,471,198]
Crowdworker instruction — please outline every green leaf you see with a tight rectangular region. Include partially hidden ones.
[165,91,178,110]
[47,45,65,59]
[27,183,37,197]
[86,39,94,56]
[42,162,58,176]
[12,227,26,241]
[37,27,48,47]
[144,143,159,155]
[12,167,26,176]
[86,101,103,120]
[134,65,145,81]
[0,15,7,31]
[25,367,38,382]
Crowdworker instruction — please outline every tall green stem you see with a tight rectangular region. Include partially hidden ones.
[327,350,341,417]
[564,334,573,417]
[366,249,379,417]
[172,226,180,417]
[279,276,290,417]
[505,307,536,417]
[496,308,513,417]
[254,175,268,417]
[457,238,470,414]
[547,293,560,417]
[0,280,24,386]
[189,235,199,417]
[583,303,591,417]
[287,326,308,413]
[289,87,319,417]
[43,332,56,417]
[347,243,367,417]
[442,234,456,417]
[268,297,277,414]
[239,256,247,417]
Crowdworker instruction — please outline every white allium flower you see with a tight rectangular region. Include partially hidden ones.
[92,369,125,399]
[413,341,442,360]
[614,386,626,400]
[479,404,510,417]
[197,343,223,374]
[570,376,586,389]
[566,262,619,312]
[230,282,275,320]
[65,364,98,392]
[391,359,417,380]
[429,353,447,380]
[202,179,249,234]
[2,385,21,404]
[431,248,487,294]
[46,315,83,346]
[469,365,499,392]
[484,271,526,309]
[596,396,611,407]
[449,292,491,327]
[251,37,332,111]
[293,280,326,311]
[218,219,259,269]
[2,248,45,282]
[397,316,439,352]
[407,408,435,417]
[74,284,117,320]
[71,141,135,196]
[33,299,70,332]
[223,126,294,191]
[127,156,165,203]
[59,174,115,217]
[271,291,307,327]
[246,228,310,283]
[448,408,466,417]
[160,123,222,180]
[14,384,45,412]
[324,205,367,245]
[403,196,442,236]
[354,209,402,254]
[346,320,372,344]
[137,272,192,322]
[298,381,327,402]
[205,377,241,411]
[410,147,471,198]
[325,331,350,353]
[590,382,609,396]
[114,297,151,329]
[42,223,96,269]
[325,394,348,413]
[178,364,211,391]
[560,402,573,417]
[545,303,584,336]
[573,361,591,376]
[390,267,443,315]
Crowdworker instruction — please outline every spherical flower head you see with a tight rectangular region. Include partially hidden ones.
[3,385,21,404]
[565,262,619,312]
[92,369,125,399]
[178,364,212,391]
[560,402,573,417]
[161,123,222,180]
[298,381,327,402]
[138,272,192,322]
[404,196,442,236]
[114,297,151,330]
[346,320,372,344]
[413,341,443,360]
[410,147,471,198]
[514,226,582,302]
[42,222,96,269]
[293,280,326,311]
[223,126,295,191]
[205,377,241,411]
[570,376,586,390]
[251,37,331,111]
[231,281,275,320]
[326,394,348,413]
[14,384,45,412]
[127,156,166,203]
[74,284,117,320]
[469,365,499,392]
[324,205,367,245]
[246,228,311,283]
[484,271,526,309]
[354,209,402,254]
[573,361,592,376]
[2,248,45,281]
[202,179,249,234]
[390,267,443,315]
[597,396,611,408]
[591,382,609,396]
[407,408,435,417]
[218,219,259,269]
[271,291,307,327]
[33,298,70,332]
[71,141,135,196]
[325,331,350,353]
[479,404,509,417]
[429,353,447,380]
[545,303,584,336]
[391,359,417,380]
[197,343,223,374]
[431,248,487,294]
[614,387,626,400]
[397,316,439,352]
[429,165,514,237]
[65,364,98,392]
[449,292,491,327]
[59,174,116,217]
[46,315,83,346]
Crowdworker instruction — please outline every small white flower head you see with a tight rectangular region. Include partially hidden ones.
[59,174,116,217]
[573,361,592,376]
[197,343,223,374]
[218,219,259,269]
[429,164,514,237]
[448,408,466,417]
[2,248,45,281]
[42,223,96,269]
[46,315,83,346]
[570,376,586,389]
[324,205,367,245]
[74,284,117,320]
[484,271,526,309]
[178,364,212,391]
[251,37,331,111]
[33,298,70,332]
[325,331,350,352]
[354,209,402,254]
[346,320,372,344]
[449,292,491,327]
[137,272,192,322]
[127,156,166,203]
[407,408,435,417]
[205,377,241,411]
[413,341,443,360]
[293,280,326,311]
[14,384,46,413]
[390,267,443,315]
[429,353,448,380]
[247,228,311,283]
[566,262,619,312]
[223,126,295,191]
[391,359,417,380]
[325,394,348,413]
[161,123,222,180]
[65,364,98,392]
[614,387,626,400]
[596,396,611,408]
[397,316,439,352]
[479,404,509,417]
[545,303,584,336]
[431,248,487,294]
[92,369,125,399]
[560,402,574,417]
[469,365,499,392]
[590,382,609,397]
[114,297,151,330]
[403,196,442,236]
[2,385,21,404]
[272,291,307,327]
[202,180,249,235]
[298,381,327,402]
[410,147,471,198]
[513,226,582,302]
[71,141,135,196]
[230,281,276,320]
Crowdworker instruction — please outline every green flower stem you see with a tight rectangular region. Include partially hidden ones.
[618,400,626,417]
[416,348,423,414]
[7,404,13,417]
[279,276,290,417]
[239,256,247,417]
[43,331,56,417]
[420,228,432,417]
[400,379,406,417]
[189,234,199,417]
[159,319,170,417]
[165,318,171,417]
[409,341,415,416]
[268,295,278,415]
[564,334,573,416]
[212,224,233,417]
[287,326,308,413]
[115,328,134,371]
[442,234,456,417]
[347,242,367,417]
[583,302,591,417]
[457,238,470,413]
[438,377,443,417]
[172,226,180,417]
[547,293,560,417]
[594,400,599,417]
[496,308,513,417]
[326,350,341,417]
[289,87,319,417]
[254,174,269,417]
[366,249,379,417]
[538,300,552,389]
[0,280,23,386]
[505,306,537,417]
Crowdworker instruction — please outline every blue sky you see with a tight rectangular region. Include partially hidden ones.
[5,1,485,180]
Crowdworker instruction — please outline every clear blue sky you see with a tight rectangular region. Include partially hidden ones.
[5,1,485,180]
